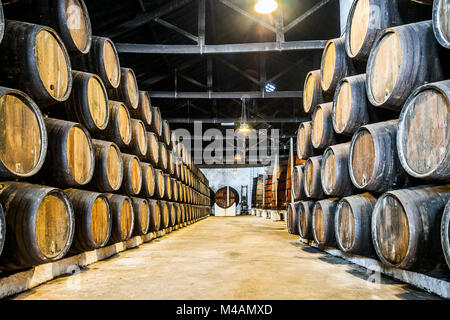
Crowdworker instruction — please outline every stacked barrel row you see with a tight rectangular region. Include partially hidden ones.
[0,0,211,271]
[288,0,450,273]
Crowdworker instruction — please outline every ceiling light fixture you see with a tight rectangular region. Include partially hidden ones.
[254,0,278,14]
[238,97,250,134]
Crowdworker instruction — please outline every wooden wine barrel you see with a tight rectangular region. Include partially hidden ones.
[366,21,446,110]
[129,91,152,127]
[297,201,315,240]
[397,80,450,181]
[215,186,239,209]
[0,20,72,106]
[62,71,109,133]
[158,141,168,171]
[345,0,402,61]
[172,178,179,202]
[349,120,407,193]
[18,0,92,56]
[321,143,353,197]
[162,120,171,146]
[145,132,160,167]
[148,199,161,232]
[335,193,377,256]
[65,189,111,252]
[372,185,450,271]
[320,37,355,94]
[312,102,336,150]
[303,70,326,114]
[287,202,299,235]
[71,36,121,89]
[312,198,340,246]
[163,173,172,200]
[304,156,324,200]
[44,118,95,187]
[99,101,131,148]
[175,203,181,225]
[124,119,147,157]
[167,202,176,227]
[107,68,139,110]
[433,0,450,49]
[151,106,163,136]
[441,200,450,269]
[130,197,150,236]
[154,168,165,199]
[89,139,123,192]
[0,182,75,270]
[168,150,175,176]
[0,87,48,179]
[0,204,4,258]
[296,122,314,160]
[120,154,142,196]
[104,193,134,243]
[140,162,155,198]
[332,74,370,136]
[158,200,169,230]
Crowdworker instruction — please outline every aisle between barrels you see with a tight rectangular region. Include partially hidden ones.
[11,216,438,300]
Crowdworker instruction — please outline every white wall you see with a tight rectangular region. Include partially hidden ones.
[340,0,353,35]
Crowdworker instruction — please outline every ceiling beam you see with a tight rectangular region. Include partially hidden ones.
[166,117,308,123]
[116,40,327,54]
[153,17,199,43]
[140,57,202,85]
[284,0,334,33]
[148,91,302,99]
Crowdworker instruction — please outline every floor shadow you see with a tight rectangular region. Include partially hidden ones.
[300,246,322,254]
[318,255,349,265]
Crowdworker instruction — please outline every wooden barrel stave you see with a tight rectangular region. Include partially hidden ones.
[148,199,161,232]
[65,189,111,252]
[158,200,169,230]
[88,139,123,192]
[107,67,139,110]
[151,106,163,136]
[129,91,152,127]
[303,70,326,114]
[304,156,324,199]
[130,197,150,236]
[0,182,75,270]
[158,141,168,171]
[104,193,134,243]
[296,122,314,160]
[140,162,155,198]
[312,198,340,246]
[372,185,450,271]
[120,153,142,196]
[98,101,131,148]
[312,102,336,150]
[433,0,450,49]
[441,199,450,269]
[298,201,315,240]
[321,143,353,197]
[124,119,147,157]
[154,168,165,199]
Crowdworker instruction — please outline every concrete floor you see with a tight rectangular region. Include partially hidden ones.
[13,216,437,300]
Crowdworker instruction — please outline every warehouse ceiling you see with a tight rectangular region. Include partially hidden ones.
[82,0,341,154]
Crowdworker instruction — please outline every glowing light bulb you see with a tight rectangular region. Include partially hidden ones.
[254,0,278,14]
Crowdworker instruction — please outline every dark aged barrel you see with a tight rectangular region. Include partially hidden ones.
[312,102,336,150]
[172,178,179,202]
[292,165,305,201]
[163,173,172,200]
[162,120,171,146]
[129,91,152,127]
[148,199,161,232]
[167,202,176,227]
[44,118,95,187]
[0,88,47,179]
[0,20,72,106]
[168,150,175,177]
[366,21,446,111]
[320,37,355,94]
[345,0,402,61]
[140,162,155,198]
[71,36,120,89]
[61,71,109,133]
[350,120,407,193]
[321,143,353,197]
[107,68,139,110]
[298,201,315,240]
[372,185,450,271]
[303,70,326,114]
[159,142,168,171]
[65,189,111,252]
[433,0,450,49]
[175,203,181,225]
[215,186,239,209]
[20,0,92,56]
[130,197,150,236]
[0,182,75,270]
[304,156,324,199]
[335,193,377,256]
[145,132,160,167]
[158,200,169,230]
[99,101,131,148]
[0,204,4,258]
[154,168,165,199]
[104,193,134,243]
[442,200,450,269]
[121,154,142,196]
[397,80,450,181]
[151,106,163,136]
[124,119,147,157]
[287,202,298,234]
[296,122,314,160]
[333,74,370,136]
[312,198,340,247]
[89,139,123,192]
